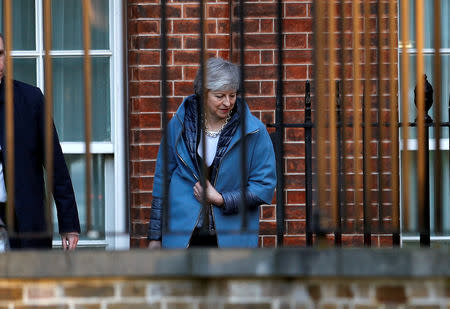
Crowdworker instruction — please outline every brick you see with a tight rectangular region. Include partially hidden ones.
[174,51,202,65]
[241,3,277,18]
[285,3,307,17]
[167,303,193,309]
[259,221,276,235]
[283,236,306,247]
[376,286,406,303]
[147,280,207,297]
[283,50,312,64]
[121,282,146,297]
[261,236,276,247]
[308,285,321,301]
[337,285,354,298]
[208,4,230,18]
[132,222,150,236]
[224,304,271,309]
[217,20,230,34]
[129,51,160,66]
[286,191,306,204]
[74,305,102,309]
[130,4,181,19]
[207,35,230,49]
[246,66,276,80]
[287,220,305,234]
[136,21,159,34]
[261,205,275,220]
[64,285,115,298]
[285,34,308,49]
[130,81,161,97]
[244,34,277,49]
[406,304,441,309]
[16,306,68,309]
[172,20,200,34]
[286,65,307,80]
[26,285,56,299]
[184,5,199,18]
[319,304,338,309]
[285,205,305,219]
[283,19,312,32]
[261,51,273,64]
[0,287,22,300]
[108,304,159,309]
[261,19,273,33]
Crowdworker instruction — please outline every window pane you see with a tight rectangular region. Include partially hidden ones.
[53,154,106,240]
[0,0,35,50]
[53,57,111,142]
[404,151,450,235]
[13,58,36,86]
[51,0,109,50]
[399,0,450,49]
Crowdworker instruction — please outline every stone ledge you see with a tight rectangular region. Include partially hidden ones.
[0,248,448,279]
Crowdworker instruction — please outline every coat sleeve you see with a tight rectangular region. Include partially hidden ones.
[220,127,276,215]
[36,89,81,234]
[147,122,179,241]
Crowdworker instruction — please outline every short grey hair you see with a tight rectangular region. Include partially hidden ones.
[193,57,240,96]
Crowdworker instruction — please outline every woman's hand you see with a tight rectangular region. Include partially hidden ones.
[193,180,224,207]
[148,240,161,249]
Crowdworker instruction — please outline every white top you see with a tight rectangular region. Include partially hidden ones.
[197,132,219,167]
[0,145,7,203]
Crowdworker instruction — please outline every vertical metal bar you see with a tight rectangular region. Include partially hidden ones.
[338,0,347,231]
[376,0,385,234]
[275,0,284,247]
[238,0,248,232]
[335,80,342,246]
[352,0,365,245]
[228,0,233,61]
[328,0,339,245]
[432,0,442,234]
[43,0,54,238]
[199,0,209,232]
[304,81,313,246]
[400,0,410,232]
[363,0,372,245]
[313,0,327,237]
[388,0,400,245]
[82,0,93,235]
[4,0,15,234]
[160,0,170,233]
[415,0,429,246]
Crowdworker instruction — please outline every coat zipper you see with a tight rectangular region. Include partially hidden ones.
[173,129,202,248]
[210,128,260,244]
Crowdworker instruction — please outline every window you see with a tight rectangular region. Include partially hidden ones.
[0,0,127,249]
[399,0,450,247]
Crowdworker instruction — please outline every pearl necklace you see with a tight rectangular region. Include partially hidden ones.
[204,113,231,138]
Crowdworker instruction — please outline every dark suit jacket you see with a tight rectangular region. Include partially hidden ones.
[0,79,80,248]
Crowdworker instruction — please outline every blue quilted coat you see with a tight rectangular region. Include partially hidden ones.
[148,95,276,248]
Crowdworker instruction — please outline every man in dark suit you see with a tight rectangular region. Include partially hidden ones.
[0,34,80,250]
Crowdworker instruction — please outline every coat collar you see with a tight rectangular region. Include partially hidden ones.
[174,94,260,135]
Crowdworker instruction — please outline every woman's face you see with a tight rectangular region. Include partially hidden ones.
[205,90,237,121]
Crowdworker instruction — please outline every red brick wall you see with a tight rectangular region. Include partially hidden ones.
[127,0,397,248]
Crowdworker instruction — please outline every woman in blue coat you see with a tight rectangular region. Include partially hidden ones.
[147,57,276,248]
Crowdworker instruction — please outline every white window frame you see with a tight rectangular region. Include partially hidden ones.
[10,0,127,249]
[398,44,450,246]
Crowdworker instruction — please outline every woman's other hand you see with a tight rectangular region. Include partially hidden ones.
[148,240,162,249]
[193,180,224,207]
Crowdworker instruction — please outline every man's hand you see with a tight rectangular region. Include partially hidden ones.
[61,232,79,250]
[193,180,224,207]
[148,240,161,249]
